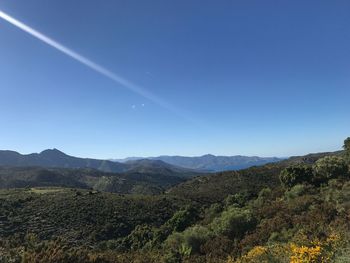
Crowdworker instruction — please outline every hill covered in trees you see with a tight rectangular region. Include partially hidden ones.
[0,165,194,195]
[0,138,349,263]
[0,150,202,195]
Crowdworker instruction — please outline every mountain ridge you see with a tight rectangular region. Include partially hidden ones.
[112,154,283,172]
[0,149,201,177]
[0,149,128,173]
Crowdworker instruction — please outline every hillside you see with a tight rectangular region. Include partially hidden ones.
[0,188,189,246]
[167,150,344,204]
[124,159,200,178]
[0,166,189,195]
[167,163,283,204]
[114,154,282,172]
[0,138,349,263]
[0,149,202,195]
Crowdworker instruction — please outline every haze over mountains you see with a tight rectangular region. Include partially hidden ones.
[0,149,127,173]
[0,149,282,194]
[0,149,195,175]
[113,154,282,172]
[0,149,282,173]
[0,149,201,194]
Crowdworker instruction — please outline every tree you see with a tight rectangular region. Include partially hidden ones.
[151,206,199,247]
[313,156,348,183]
[344,137,350,163]
[279,164,313,188]
[166,206,199,232]
[224,192,250,208]
[211,207,256,239]
[165,225,212,255]
[125,224,155,250]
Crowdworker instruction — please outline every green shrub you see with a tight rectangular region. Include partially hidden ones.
[343,137,350,163]
[253,187,273,207]
[284,184,308,200]
[313,156,348,184]
[163,251,182,263]
[200,236,234,259]
[166,225,212,255]
[125,224,155,250]
[279,164,313,188]
[210,207,256,239]
[225,192,250,208]
[166,206,199,232]
[323,181,350,214]
[203,203,223,224]
[150,205,199,247]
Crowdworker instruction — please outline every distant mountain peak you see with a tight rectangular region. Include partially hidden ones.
[201,154,215,158]
[40,148,67,157]
[125,159,180,169]
[0,149,200,177]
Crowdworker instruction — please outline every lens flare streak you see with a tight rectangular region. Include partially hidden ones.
[0,10,178,114]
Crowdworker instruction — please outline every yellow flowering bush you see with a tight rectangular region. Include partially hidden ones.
[290,232,341,263]
[290,244,322,263]
[230,232,341,263]
[232,245,288,263]
[241,246,268,262]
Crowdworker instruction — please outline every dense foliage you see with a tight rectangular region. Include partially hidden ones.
[313,156,348,183]
[279,164,313,188]
[344,137,350,163]
[0,138,349,262]
[0,166,189,195]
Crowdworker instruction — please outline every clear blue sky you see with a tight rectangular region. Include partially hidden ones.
[0,0,349,159]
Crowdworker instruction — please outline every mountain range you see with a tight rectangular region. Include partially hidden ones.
[0,149,282,173]
[113,154,282,172]
[0,149,197,176]
[0,149,127,172]
[0,149,204,194]
[0,149,205,194]
[0,149,282,194]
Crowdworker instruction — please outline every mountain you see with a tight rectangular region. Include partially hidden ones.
[0,149,127,173]
[0,150,204,194]
[124,159,201,177]
[113,154,283,172]
[0,149,201,176]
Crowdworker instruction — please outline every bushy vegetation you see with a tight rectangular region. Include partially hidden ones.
[313,156,348,183]
[1,138,350,262]
[279,164,313,188]
[280,144,349,189]
[344,137,350,163]
[168,164,283,204]
[0,166,188,195]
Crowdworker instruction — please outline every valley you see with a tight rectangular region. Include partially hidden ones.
[0,137,349,262]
